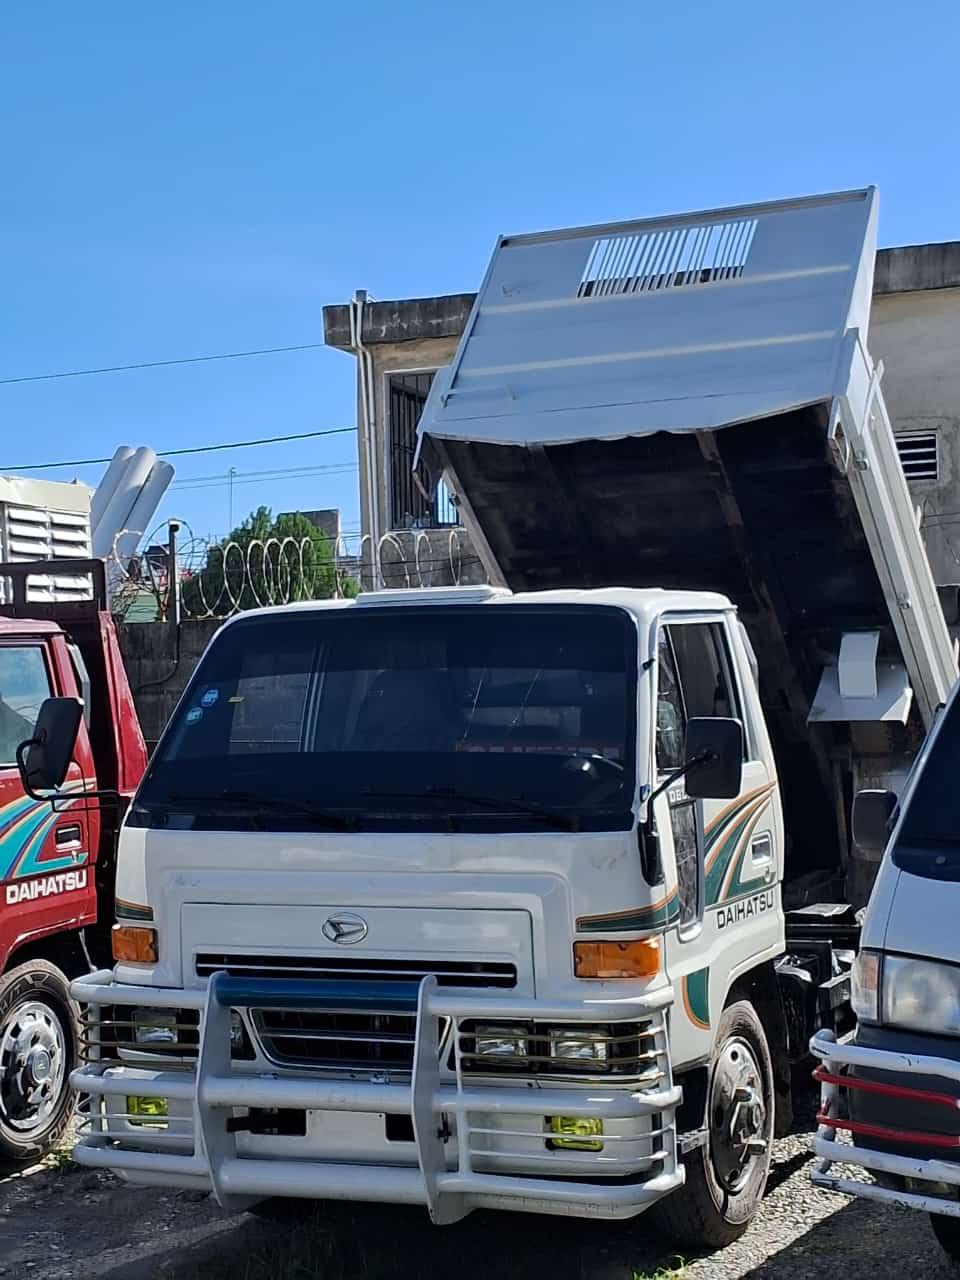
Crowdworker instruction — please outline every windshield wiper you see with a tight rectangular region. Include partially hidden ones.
[165,789,357,831]
[363,786,579,831]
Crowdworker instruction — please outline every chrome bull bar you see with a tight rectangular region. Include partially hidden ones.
[71,969,683,1223]
[811,1028,960,1218]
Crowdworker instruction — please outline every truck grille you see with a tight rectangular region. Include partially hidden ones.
[252,1007,428,1073]
[195,953,517,989]
[195,953,516,1073]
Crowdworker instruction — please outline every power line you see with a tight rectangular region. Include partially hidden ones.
[0,342,326,387]
[2,426,357,472]
[170,461,359,490]
[173,465,359,493]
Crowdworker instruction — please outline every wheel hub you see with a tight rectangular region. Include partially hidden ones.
[0,1000,67,1133]
[709,1036,768,1192]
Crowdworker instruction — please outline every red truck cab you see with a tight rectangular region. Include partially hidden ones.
[0,560,147,1164]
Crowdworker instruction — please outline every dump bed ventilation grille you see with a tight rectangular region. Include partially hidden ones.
[578,218,758,298]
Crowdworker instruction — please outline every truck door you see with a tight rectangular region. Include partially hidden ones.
[655,619,777,1068]
[0,641,95,963]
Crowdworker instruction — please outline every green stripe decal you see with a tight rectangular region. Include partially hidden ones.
[683,967,710,1029]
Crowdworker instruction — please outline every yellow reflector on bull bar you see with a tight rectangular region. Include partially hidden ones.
[547,1116,604,1151]
[126,1096,169,1128]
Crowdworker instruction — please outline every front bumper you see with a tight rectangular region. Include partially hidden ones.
[811,1028,960,1217]
[71,969,682,1223]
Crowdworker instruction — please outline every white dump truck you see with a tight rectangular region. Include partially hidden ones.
[25,188,955,1246]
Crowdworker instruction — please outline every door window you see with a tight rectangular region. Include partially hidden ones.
[655,631,685,772]
[657,620,742,932]
[669,621,741,728]
[0,647,52,766]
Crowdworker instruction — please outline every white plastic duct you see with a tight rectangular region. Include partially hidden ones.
[90,445,135,530]
[91,446,173,560]
[111,460,175,564]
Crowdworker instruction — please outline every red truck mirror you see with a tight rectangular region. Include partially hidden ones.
[16,697,83,800]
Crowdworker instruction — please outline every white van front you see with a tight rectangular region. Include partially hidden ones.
[812,679,960,1258]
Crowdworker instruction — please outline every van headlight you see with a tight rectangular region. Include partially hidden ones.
[883,955,960,1036]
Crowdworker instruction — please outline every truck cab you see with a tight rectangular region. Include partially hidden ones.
[0,559,147,1164]
[66,584,796,1241]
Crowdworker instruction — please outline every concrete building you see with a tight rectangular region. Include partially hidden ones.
[323,242,960,595]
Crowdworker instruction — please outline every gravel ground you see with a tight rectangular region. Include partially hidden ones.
[1,1099,956,1280]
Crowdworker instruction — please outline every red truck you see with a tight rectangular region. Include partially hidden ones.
[0,559,146,1164]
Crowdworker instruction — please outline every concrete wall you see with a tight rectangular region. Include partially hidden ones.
[117,618,221,752]
[870,286,960,587]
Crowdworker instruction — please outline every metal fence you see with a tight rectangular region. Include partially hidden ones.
[108,520,486,621]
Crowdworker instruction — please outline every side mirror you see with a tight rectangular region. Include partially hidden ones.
[852,789,897,856]
[684,717,744,800]
[16,697,83,799]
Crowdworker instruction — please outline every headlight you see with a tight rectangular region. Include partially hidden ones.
[473,1025,528,1058]
[851,951,880,1024]
[884,955,960,1036]
[547,1028,610,1068]
[132,1009,178,1047]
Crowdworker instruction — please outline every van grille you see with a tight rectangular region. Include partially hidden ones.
[195,952,517,989]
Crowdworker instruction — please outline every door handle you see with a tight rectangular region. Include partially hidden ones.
[749,832,773,872]
[54,824,82,848]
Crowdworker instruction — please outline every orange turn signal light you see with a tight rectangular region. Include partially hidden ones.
[573,937,661,980]
[112,925,158,965]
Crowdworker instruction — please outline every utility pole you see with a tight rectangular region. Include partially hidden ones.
[228,466,237,530]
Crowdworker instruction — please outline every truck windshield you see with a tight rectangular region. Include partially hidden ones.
[131,604,638,833]
[893,691,960,878]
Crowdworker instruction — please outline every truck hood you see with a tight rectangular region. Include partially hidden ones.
[113,826,642,994]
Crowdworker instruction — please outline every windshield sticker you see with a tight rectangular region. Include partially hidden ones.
[200,688,220,708]
[186,707,204,725]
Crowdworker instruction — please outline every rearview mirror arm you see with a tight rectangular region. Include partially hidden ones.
[644,750,712,809]
[15,738,123,808]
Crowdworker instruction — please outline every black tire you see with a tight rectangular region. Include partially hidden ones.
[651,999,775,1249]
[930,1212,960,1263]
[0,960,78,1167]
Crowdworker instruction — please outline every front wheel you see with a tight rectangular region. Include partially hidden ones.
[0,960,78,1167]
[651,1000,774,1248]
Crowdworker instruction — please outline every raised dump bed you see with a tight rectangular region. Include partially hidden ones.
[417,188,957,900]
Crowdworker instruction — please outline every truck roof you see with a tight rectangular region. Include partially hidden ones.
[0,615,61,638]
[219,585,737,633]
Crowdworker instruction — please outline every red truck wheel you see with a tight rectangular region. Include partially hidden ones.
[0,961,78,1166]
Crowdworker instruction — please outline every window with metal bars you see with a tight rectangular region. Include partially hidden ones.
[387,371,460,529]
[896,432,939,483]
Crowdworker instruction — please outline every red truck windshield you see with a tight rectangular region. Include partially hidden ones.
[130,604,638,833]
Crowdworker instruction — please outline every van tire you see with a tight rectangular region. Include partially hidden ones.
[0,961,78,1168]
[651,1000,774,1248]
[930,1212,960,1262]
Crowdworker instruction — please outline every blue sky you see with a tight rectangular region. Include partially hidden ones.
[2,1,958,552]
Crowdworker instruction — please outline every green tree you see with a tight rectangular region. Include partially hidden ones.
[182,505,355,616]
